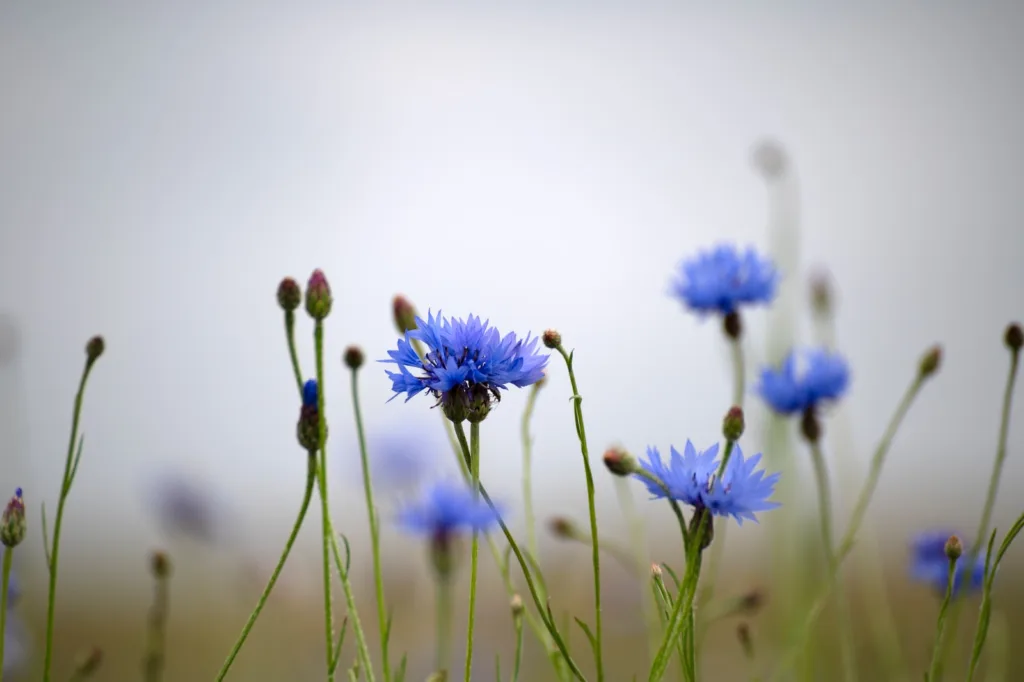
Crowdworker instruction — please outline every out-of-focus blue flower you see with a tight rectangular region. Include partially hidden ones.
[397,481,501,539]
[757,348,850,415]
[635,441,780,525]
[670,245,778,316]
[303,379,318,407]
[363,427,444,495]
[144,468,233,546]
[910,530,986,597]
[382,311,548,422]
[4,569,28,677]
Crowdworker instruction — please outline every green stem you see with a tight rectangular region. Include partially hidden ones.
[937,346,1019,679]
[464,421,482,682]
[729,336,745,409]
[314,321,335,682]
[808,441,856,682]
[327,525,376,682]
[555,346,604,682]
[613,479,659,666]
[521,383,542,562]
[350,367,391,682]
[43,355,98,682]
[0,547,12,682]
[143,563,170,682]
[436,577,452,675]
[215,456,316,680]
[925,557,958,681]
[285,310,304,396]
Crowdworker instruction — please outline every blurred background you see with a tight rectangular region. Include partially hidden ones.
[2,2,1024,680]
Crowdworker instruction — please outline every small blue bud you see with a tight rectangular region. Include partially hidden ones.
[303,379,318,407]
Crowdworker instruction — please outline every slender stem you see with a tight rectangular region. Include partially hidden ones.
[215,455,315,679]
[925,557,958,681]
[0,547,11,682]
[314,321,336,682]
[511,605,525,682]
[937,346,1020,679]
[143,563,170,682]
[729,337,745,409]
[350,367,391,682]
[464,422,482,682]
[555,346,604,682]
[327,525,377,682]
[634,470,690,549]
[285,310,304,396]
[43,357,98,682]
[521,383,542,561]
[808,441,856,682]
[436,577,452,675]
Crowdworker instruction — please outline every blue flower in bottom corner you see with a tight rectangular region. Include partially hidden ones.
[636,440,781,525]
[909,531,986,597]
[397,481,501,539]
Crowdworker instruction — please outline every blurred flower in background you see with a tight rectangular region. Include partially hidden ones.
[909,530,986,597]
[344,420,448,499]
[143,466,237,547]
[3,570,29,678]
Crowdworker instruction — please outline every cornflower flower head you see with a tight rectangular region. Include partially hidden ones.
[909,530,986,597]
[382,310,548,423]
[635,441,780,525]
[397,481,501,541]
[670,244,778,316]
[757,347,850,415]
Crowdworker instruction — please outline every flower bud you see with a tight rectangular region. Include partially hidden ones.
[723,312,742,340]
[810,270,833,317]
[392,295,418,334]
[277,277,301,312]
[689,507,714,551]
[723,406,745,441]
[510,594,524,618]
[944,535,963,562]
[918,345,942,379]
[738,589,765,615]
[297,380,325,452]
[548,516,580,541]
[1005,323,1023,352]
[150,550,172,579]
[542,329,561,349]
[602,446,639,477]
[344,345,365,370]
[800,408,821,443]
[85,335,105,365]
[305,269,332,320]
[1,488,26,547]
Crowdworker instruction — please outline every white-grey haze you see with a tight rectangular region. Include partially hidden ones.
[1,3,1023,597]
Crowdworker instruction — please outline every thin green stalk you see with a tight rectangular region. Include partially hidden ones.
[285,310,304,396]
[43,352,100,682]
[925,555,958,681]
[934,344,1017,680]
[327,526,376,682]
[729,336,745,409]
[0,547,12,682]
[216,456,316,680]
[143,559,171,682]
[314,321,336,682]
[555,345,604,682]
[436,578,453,675]
[808,441,856,682]
[613,479,659,666]
[464,421,482,682]
[521,383,542,561]
[511,601,524,682]
[350,366,391,681]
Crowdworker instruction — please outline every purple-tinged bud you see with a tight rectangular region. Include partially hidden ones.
[150,550,172,578]
[304,269,332,320]
[944,535,963,562]
[919,345,942,379]
[602,446,639,477]
[277,277,301,312]
[723,406,745,441]
[85,335,105,365]
[723,312,742,341]
[548,517,580,541]
[393,295,418,334]
[1005,323,1023,352]
[343,345,365,370]
[542,329,561,349]
[297,380,325,452]
[1,487,26,547]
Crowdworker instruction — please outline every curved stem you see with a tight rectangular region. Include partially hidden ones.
[143,560,171,682]
[285,310,304,397]
[925,557,958,681]
[216,456,316,680]
[0,547,12,682]
[350,367,391,681]
[43,357,97,682]
[327,524,376,682]
[314,321,335,682]
[521,384,542,561]
[555,346,604,682]
[464,422,481,682]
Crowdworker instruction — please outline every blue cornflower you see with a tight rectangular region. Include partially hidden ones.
[382,311,548,423]
[670,244,778,316]
[635,440,780,526]
[757,348,850,415]
[397,481,501,539]
[303,379,318,407]
[909,531,986,597]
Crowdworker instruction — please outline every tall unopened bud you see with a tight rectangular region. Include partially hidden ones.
[343,345,364,370]
[85,335,105,365]
[297,379,325,452]
[918,345,942,379]
[1005,323,1023,352]
[944,535,963,562]
[723,406,745,441]
[392,295,418,334]
[305,269,332,320]
[277,277,301,312]
[1,487,25,547]
[602,446,639,477]
[542,329,561,349]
